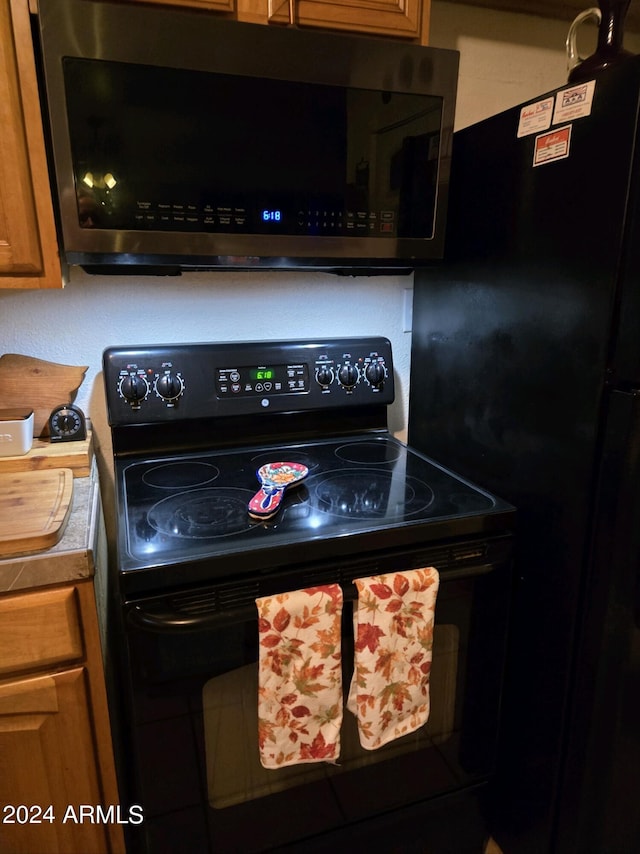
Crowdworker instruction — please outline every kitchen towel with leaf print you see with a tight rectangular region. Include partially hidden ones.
[256,584,343,768]
[347,567,440,750]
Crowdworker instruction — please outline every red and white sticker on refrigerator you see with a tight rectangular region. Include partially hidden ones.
[533,125,572,167]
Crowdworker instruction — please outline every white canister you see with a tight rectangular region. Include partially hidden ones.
[0,409,34,457]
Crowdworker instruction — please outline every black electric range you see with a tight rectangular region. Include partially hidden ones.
[102,337,517,854]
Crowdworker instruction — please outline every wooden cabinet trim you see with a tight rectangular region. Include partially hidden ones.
[75,579,126,854]
[118,0,235,11]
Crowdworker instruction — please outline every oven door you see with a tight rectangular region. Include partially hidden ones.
[116,536,513,854]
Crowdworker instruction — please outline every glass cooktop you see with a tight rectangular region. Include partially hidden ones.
[117,435,512,579]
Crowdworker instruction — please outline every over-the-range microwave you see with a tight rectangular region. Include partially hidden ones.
[35,0,459,275]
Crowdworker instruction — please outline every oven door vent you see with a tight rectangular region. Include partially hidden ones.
[170,584,262,615]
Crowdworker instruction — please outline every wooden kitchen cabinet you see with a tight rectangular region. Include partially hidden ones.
[260,0,428,41]
[0,582,125,854]
[0,0,62,288]
[118,0,430,42]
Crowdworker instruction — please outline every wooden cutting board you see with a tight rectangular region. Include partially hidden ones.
[0,469,74,558]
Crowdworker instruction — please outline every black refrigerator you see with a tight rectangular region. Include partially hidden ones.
[409,57,640,854]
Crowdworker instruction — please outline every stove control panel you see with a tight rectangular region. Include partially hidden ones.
[103,337,394,425]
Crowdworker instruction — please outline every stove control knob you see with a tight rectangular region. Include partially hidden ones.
[365,361,386,388]
[338,363,359,389]
[155,373,184,402]
[119,374,149,404]
[315,365,334,387]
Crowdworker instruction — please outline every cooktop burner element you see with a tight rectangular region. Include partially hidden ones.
[142,461,220,489]
[103,338,515,596]
[335,440,403,465]
[148,487,256,539]
[308,468,434,518]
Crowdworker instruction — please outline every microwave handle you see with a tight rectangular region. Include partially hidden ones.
[126,562,498,633]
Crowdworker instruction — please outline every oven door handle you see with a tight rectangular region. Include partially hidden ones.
[126,561,499,633]
[127,602,257,632]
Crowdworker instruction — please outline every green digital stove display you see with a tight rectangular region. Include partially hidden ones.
[216,363,309,397]
[250,368,275,381]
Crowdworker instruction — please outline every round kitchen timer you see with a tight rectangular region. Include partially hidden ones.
[48,403,87,443]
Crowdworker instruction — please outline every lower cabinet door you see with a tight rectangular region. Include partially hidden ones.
[0,668,110,854]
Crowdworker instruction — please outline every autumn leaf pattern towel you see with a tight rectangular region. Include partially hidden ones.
[256,585,343,769]
[347,567,440,750]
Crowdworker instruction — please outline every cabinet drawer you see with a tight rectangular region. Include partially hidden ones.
[0,587,83,675]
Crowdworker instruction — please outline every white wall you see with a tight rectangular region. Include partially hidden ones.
[433,2,640,130]
[2,2,638,485]
[0,270,413,467]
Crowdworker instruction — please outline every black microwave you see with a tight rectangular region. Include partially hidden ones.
[35,0,459,274]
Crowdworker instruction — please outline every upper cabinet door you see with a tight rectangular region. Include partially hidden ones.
[0,0,61,288]
[266,0,428,40]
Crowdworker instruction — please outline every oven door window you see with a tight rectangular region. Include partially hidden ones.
[203,623,459,809]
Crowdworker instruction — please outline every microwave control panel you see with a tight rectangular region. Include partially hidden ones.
[113,199,398,238]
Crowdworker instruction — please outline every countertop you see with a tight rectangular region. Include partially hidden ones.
[0,460,102,594]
